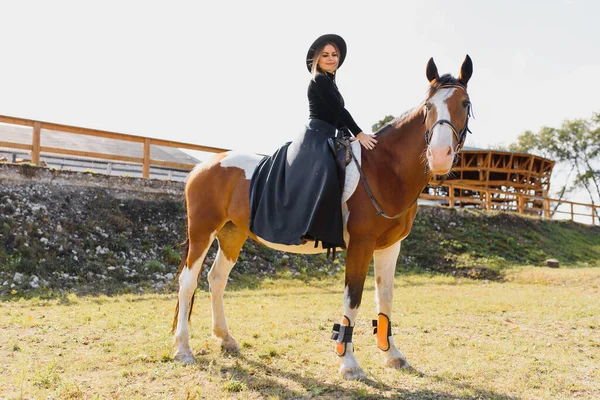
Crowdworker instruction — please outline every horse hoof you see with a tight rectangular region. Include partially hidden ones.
[340,367,367,381]
[221,339,240,352]
[385,357,409,369]
[174,352,196,364]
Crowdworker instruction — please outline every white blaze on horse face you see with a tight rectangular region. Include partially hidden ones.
[219,151,263,180]
[429,87,456,148]
[427,87,456,174]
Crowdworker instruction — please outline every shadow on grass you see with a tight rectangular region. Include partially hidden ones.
[191,350,520,400]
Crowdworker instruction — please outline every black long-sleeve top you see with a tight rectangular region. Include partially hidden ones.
[308,72,362,136]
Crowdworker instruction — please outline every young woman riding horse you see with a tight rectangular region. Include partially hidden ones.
[249,34,377,253]
[171,42,473,380]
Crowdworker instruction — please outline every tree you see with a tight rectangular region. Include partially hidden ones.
[372,115,395,133]
[510,114,600,216]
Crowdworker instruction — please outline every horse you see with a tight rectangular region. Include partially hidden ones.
[172,55,473,380]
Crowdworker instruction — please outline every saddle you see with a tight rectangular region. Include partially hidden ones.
[327,136,353,194]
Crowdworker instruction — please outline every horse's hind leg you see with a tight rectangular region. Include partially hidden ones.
[173,226,218,364]
[208,221,247,351]
[373,240,409,369]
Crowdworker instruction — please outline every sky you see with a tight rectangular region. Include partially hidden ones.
[1,0,599,160]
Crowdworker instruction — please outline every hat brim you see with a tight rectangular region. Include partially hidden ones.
[306,34,347,73]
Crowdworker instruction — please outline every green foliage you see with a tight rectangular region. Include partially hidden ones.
[509,129,538,154]
[161,245,181,266]
[401,207,600,277]
[510,114,600,206]
[222,380,247,393]
[144,260,165,273]
[2,176,600,298]
[372,115,395,133]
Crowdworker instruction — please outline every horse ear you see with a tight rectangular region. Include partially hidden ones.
[426,57,439,84]
[458,54,473,86]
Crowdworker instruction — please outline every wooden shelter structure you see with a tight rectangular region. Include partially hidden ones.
[426,148,555,216]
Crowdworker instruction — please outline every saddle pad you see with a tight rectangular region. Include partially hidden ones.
[341,140,361,203]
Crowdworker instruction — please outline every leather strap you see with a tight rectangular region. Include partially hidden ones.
[332,315,352,356]
[338,137,443,220]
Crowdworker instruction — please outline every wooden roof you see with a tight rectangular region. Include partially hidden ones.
[434,149,555,196]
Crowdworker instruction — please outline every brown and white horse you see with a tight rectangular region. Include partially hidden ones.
[172,56,473,380]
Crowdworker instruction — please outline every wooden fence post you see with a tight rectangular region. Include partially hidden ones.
[143,138,151,178]
[570,203,574,222]
[485,190,491,211]
[449,184,455,207]
[543,198,550,219]
[32,122,41,165]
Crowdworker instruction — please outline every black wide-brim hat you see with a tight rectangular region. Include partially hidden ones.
[306,34,347,73]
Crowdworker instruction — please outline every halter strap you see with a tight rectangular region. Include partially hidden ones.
[423,84,472,153]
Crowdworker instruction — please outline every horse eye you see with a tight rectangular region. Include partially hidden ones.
[463,100,471,108]
[425,103,431,110]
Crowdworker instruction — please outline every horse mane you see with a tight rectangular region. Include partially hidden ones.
[374,73,464,138]
[373,108,419,137]
[428,74,463,97]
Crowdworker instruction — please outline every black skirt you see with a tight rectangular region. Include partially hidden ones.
[249,119,344,249]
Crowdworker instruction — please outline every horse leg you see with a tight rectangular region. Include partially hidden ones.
[173,226,218,364]
[373,240,409,368]
[208,222,247,351]
[335,238,376,380]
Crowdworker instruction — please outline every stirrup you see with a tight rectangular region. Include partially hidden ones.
[372,313,392,351]
[331,315,353,356]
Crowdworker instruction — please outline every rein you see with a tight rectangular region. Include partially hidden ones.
[343,83,472,220]
[340,140,444,220]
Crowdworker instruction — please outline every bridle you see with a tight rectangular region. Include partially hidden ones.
[423,84,473,153]
[343,83,474,220]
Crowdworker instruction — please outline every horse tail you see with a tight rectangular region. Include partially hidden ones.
[171,236,189,334]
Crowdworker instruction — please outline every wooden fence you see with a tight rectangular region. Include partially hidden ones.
[1,114,598,225]
[0,115,229,177]
[421,183,599,226]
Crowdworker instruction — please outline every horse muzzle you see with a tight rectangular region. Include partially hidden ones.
[426,145,454,175]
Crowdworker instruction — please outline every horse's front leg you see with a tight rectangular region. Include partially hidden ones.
[334,237,376,380]
[373,240,409,369]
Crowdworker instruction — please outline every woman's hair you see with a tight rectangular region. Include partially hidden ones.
[310,41,340,79]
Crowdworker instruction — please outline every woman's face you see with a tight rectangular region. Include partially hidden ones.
[317,44,339,74]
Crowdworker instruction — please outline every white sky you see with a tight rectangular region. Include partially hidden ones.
[1,0,599,158]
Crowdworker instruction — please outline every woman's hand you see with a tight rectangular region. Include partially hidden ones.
[351,132,378,150]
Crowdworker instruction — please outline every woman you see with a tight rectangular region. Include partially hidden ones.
[306,34,378,150]
[249,34,376,251]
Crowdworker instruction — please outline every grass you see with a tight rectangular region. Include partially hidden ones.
[1,267,599,399]
[401,207,600,276]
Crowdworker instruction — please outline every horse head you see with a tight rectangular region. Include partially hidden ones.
[423,55,473,175]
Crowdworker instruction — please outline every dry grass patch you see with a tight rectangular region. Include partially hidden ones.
[1,268,599,399]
